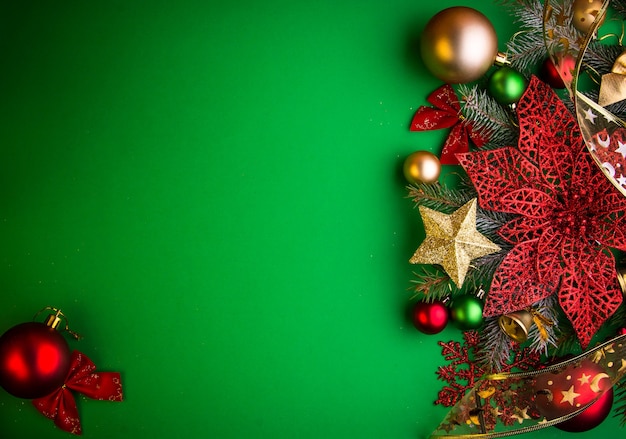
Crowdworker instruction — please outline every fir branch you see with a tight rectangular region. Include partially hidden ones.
[583,42,624,75]
[499,0,582,74]
[410,266,454,300]
[612,0,626,19]
[407,182,475,213]
[614,379,626,426]
[458,84,518,148]
[508,31,549,74]
[498,0,549,72]
[477,316,517,371]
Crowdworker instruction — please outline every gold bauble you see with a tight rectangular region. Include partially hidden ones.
[403,151,441,184]
[420,7,498,84]
[498,310,534,343]
[572,0,606,34]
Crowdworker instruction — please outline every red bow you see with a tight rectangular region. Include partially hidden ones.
[410,85,487,165]
[32,350,123,435]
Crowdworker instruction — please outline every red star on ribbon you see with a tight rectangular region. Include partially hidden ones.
[410,85,487,165]
[32,350,123,435]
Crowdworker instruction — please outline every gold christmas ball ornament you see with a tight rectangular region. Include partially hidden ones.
[572,0,606,34]
[420,7,498,84]
[403,151,441,184]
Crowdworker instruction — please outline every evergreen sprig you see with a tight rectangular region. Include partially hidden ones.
[458,84,518,147]
[477,316,517,371]
[406,181,475,214]
[615,380,626,426]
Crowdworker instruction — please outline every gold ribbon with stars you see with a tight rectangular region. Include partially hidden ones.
[429,333,626,438]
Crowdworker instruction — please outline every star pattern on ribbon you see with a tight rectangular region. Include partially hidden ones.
[457,76,626,348]
[32,350,123,435]
[410,84,487,165]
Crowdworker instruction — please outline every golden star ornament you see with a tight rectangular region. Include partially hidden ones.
[409,198,501,287]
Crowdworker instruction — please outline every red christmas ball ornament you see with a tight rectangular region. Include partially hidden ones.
[411,300,448,334]
[539,58,566,89]
[533,359,614,432]
[0,309,74,399]
[539,55,576,89]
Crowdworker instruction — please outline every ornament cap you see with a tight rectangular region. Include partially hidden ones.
[35,307,82,340]
[494,51,510,67]
[44,311,63,330]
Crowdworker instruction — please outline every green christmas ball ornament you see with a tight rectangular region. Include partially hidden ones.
[487,67,528,105]
[449,295,484,329]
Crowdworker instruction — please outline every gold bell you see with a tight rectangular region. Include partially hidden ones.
[498,310,534,343]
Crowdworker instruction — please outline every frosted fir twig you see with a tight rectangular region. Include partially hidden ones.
[406,182,475,214]
[477,316,516,372]
[583,42,624,74]
[498,0,581,73]
[614,379,626,426]
[458,84,518,148]
[612,0,626,19]
[409,266,454,300]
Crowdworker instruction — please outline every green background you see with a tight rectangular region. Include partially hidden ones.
[0,0,621,438]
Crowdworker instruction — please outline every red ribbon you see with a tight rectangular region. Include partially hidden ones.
[410,84,487,165]
[32,350,123,435]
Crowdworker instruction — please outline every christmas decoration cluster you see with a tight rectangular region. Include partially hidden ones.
[403,0,626,436]
[0,308,123,435]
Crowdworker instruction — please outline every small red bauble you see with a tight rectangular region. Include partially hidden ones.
[533,359,613,432]
[539,58,566,89]
[539,55,576,89]
[0,321,71,399]
[556,388,613,432]
[411,300,448,334]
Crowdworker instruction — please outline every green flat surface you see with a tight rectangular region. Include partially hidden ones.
[0,0,622,438]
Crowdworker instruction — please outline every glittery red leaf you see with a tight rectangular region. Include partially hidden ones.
[516,77,580,185]
[535,227,564,284]
[484,241,555,317]
[499,188,554,218]
[497,216,546,244]
[457,147,542,212]
[558,244,623,347]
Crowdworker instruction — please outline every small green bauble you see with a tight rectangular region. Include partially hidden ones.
[487,67,528,105]
[449,295,484,329]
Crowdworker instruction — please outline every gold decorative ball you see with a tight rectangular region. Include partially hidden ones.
[572,0,605,34]
[403,151,441,184]
[420,6,498,84]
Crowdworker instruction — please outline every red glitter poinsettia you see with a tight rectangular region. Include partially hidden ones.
[457,76,626,348]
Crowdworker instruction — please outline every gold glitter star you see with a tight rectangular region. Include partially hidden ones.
[409,198,501,287]
[561,385,581,405]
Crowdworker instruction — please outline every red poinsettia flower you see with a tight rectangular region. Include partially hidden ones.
[457,76,626,348]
